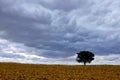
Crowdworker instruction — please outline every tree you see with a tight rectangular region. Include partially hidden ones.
[76,51,94,66]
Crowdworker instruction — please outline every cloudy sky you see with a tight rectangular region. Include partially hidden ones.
[0,0,120,65]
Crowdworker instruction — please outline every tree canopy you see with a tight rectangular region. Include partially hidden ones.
[76,51,94,66]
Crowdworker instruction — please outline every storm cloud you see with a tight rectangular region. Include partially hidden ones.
[0,0,120,64]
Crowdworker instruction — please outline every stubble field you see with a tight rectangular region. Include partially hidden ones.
[0,62,119,80]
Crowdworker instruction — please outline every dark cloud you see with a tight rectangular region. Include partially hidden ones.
[0,0,120,64]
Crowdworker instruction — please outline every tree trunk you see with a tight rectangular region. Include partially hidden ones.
[84,62,86,66]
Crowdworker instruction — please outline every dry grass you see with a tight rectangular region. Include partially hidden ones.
[0,62,119,80]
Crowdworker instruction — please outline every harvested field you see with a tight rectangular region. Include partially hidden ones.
[0,63,119,80]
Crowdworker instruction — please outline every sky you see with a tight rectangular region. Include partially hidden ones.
[0,0,120,65]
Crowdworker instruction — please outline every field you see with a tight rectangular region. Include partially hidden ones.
[0,63,119,80]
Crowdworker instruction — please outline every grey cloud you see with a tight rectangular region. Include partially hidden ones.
[41,0,91,11]
[0,53,25,58]
[0,0,120,64]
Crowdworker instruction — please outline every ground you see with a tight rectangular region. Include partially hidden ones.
[0,62,119,80]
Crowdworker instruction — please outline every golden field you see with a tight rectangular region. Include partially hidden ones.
[0,63,119,80]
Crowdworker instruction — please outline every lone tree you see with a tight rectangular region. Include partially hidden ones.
[76,51,94,66]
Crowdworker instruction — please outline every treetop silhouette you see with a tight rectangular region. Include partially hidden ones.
[76,51,94,66]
